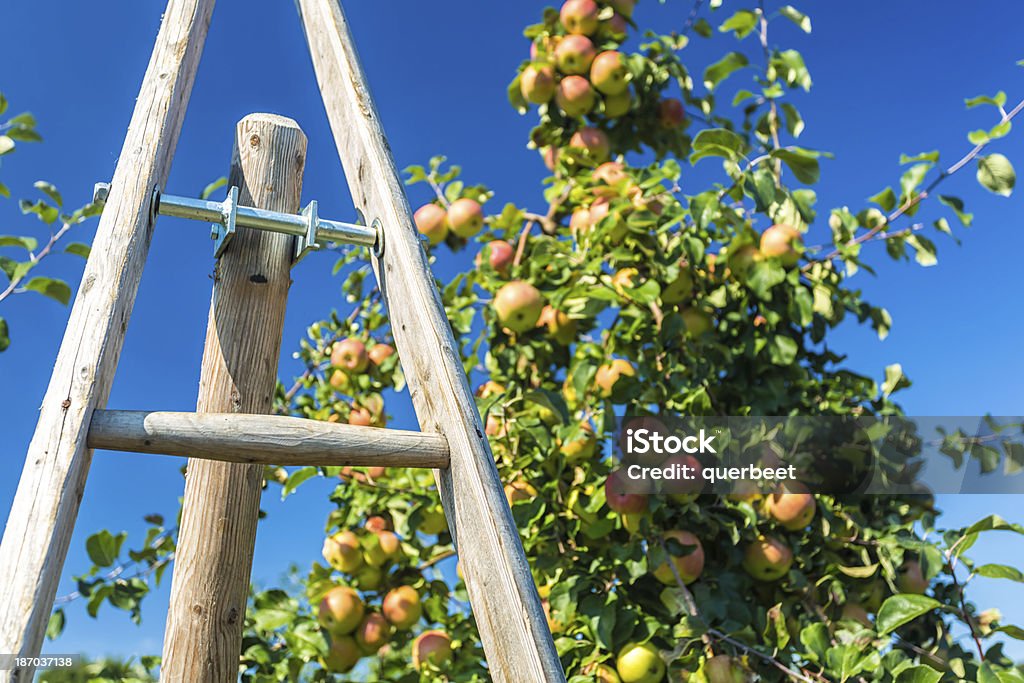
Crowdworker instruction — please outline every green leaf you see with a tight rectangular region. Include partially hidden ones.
[0,235,38,251]
[689,128,746,163]
[0,316,8,352]
[20,199,60,225]
[996,625,1024,640]
[938,195,973,227]
[24,277,71,305]
[703,52,749,92]
[882,364,910,398]
[771,148,821,184]
[282,466,318,499]
[64,242,91,259]
[719,10,758,38]
[0,182,9,199]
[200,176,228,200]
[0,136,14,156]
[876,595,941,634]
[968,129,990,145]
[86,530,126,567]
[965,514,1024,536]
[779,5,812,32]
[975,563,1024,582]
[907,234,937,267]
[899,150,940,164]
[965,92,1006,109]
[780,102,804,137]
[977,153,1015,197]
[0,92,7,115]
[869,187,897,212]
[900,163,932,196]
[746,259,786,300]
[800,622,830,661]
[33,181,63,207]
[769,335,798,365]
[46,609,66,641]
[895,665,943,683]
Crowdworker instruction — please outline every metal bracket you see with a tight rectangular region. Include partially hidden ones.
[211,185,238,257]
[294,199,321,264]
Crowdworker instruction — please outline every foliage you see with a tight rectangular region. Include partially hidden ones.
[55,2,1024,682]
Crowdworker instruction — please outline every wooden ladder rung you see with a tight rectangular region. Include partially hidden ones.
[86,410,449,469]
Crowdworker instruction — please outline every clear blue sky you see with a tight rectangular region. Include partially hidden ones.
[1,0,1022,664]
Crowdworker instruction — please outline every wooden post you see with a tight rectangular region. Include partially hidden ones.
[160,114,306,682]
[0,0,213,676]
[295,2,565,680]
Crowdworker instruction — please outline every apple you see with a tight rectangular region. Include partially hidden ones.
[480,239,515,275]
[505,479,538,505]
[652,530,704,585]
[318,586,365,635]
[593,161,628,190]
[609,0,636,18]
[413,203,449,245]
[485,413,505,437]
[363,529,401,567]
[611,267,637,295]
[604,472,647,514]
[494,280,544,333]
[658,98,686,128]
[595,358,636,397]
[759,224,802,267]
[602,13,629,42]
[520,63,556,104]
[705,655,746,683]
[323,634,361,672]
[897,560,928,595]
[354,612,392,653]
[742,535,793,581]
[555,35,597,75]
[627,185,663,215]
[841,603,872,627]
[354,564,382,591]
[413,630,453,670]
[331,338,369,373]
[329,369,350,393]
[541,145,559,171]
[560,421,597,460]
[323,530,363,573]
[560,0,600,36]
[569,127,611,162]
[418,505,447,535]
[596,663,623,683]
[589,196,612,228]
[556,75,597,117]
[476,380,506,398]
[680,308,713,338]
[767,486,816,531]
[570,207,592,238]
[447,197,484,238]
[727,244,760,278]
[616,641,665,683]
[366,466,386,479]
[604,90,633,118]
[660,270,693,304]
[368,343,395,367]
[348,406,373,427]
[382,585,422,629]
[590,51,630,95]
[537,305,577,345]
[660,454,703,502]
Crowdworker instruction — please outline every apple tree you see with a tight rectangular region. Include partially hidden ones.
[53,2,1024,682]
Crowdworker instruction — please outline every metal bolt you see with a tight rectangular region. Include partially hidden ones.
[93,182,111,206]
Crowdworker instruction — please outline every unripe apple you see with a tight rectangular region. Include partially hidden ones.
[418,505,447,535]
[591,51,630,95]
[604,472,647,514]
[413,630,453,670]
[596,663,623,683]
[414,203,449,245]
[560,0,600,35]
[569,127,611,162]
[382,585,422,629]
[616,641,665,683]
[520,63,557,104]
[556,75,597,117]
[595,358,636,397]
[653,530,705,585]
[897,560,928,595]
[759,224,802,267]
[331,338,369,373]
[658,98,686,128]
[348,407,373,427]
[505,479,538,505]
[494,280,544,333]
[841,603,872,627]
[537,305,577,345]
[604,90,633,118]
[318,586,365,635]
[323,530,363,573]
[680,308,713,338]
[479,240,515,275]
[705,655,746,683]
[447,197,484,238]
[727,244,760,278]
[602,13,629,41]
[364,529,401,567]
[354,564,382,591]
[767,486,816,531]
[329,369,350,393]
[609,0,636,18]
[354,612,391,653]
[660,270,694,304]
[742,535,793,581]
[323,634,361,672]
[555,35,597,75]
[560,421,597,460]
[368,343,395,367]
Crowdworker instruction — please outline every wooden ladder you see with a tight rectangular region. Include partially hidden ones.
[0,1,564,681]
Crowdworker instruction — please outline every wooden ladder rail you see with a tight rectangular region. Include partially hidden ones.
[296,1,566,680]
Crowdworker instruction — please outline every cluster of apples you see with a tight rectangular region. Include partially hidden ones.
[326,337,395,427]
[413,197,485,246]
[317,518,452,673]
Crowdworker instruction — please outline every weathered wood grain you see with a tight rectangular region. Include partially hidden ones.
[159,114,305,683]
[295,2,565,680]
[0,1,214,677]
[87,410,449,468]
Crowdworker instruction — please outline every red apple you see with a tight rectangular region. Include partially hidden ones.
[331,338,369,373]
[494,280,544,333]
[447,197,484,238]
[556,75,596,117]
[652,530,705,585]
[520,63,556,104]
[382,585,422,629]
[569,127,610,163]
[413,630,453,670]
[590,51,630,95]
[605,471,647,514]
[413,203,448,245]
[354,612,392,653]
[560,0,601,36]
[318,586,365,635]
[368,343,394,366]
[555,35,597,75]
[480,239,515,275]
[658,98,686,127]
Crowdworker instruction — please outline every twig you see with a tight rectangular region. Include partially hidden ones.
[681,0,707,37]
[513,220,536,268]
[756,2,783,177]
[418,548,456,571]
[947,553,985,661]
[0,220,74,303]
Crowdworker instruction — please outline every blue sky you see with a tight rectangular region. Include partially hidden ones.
[1,0,1022,664]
